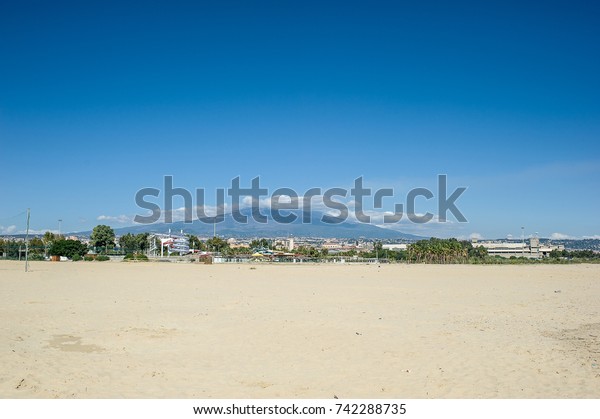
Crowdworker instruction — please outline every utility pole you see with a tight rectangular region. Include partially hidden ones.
[521,226,525,257]
[25,208,30,272]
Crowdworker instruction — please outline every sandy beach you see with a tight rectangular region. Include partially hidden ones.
[0,261,598,398]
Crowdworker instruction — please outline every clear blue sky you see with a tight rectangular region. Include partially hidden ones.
[1,0,599,239]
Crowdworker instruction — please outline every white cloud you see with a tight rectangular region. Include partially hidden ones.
[162,204,231,221]
[97,215,131,224]
[469,232,483,240]
[241,196,253,207]
[0,225,59,235]
[550,232,575,240]
[0,225,17,234]
[21,229,56,235]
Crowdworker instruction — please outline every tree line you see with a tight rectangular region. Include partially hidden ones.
[549,249,600,259]
[0,225,123,259]
[407,238,488,263]
[3,226,598,263]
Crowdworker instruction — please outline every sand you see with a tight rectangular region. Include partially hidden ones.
[0,260,599,398]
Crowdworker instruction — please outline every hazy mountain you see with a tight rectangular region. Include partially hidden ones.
[103,210,423,239]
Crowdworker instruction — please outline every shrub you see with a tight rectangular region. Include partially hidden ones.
[124,253,148,261]
[49,239,88,258]
[84,255,95,261]
[72,254,82,261]
[95,255,110,262]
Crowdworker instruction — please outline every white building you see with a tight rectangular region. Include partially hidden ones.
[473,238,564,259]
[382,244,408,251]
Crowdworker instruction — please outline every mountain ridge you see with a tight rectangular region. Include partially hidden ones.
[85,210,424,239]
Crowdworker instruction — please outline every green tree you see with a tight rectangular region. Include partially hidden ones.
[187,234,205,251]
[117,232,150,253]
[549,249,563,258]
[119,233,137,252]
[408,238,476,264]
[43,231,57,245]
[49,239,88,258]
[206,236,228,253]
[469,245,488,259]
[90,225,115,252]
[373,241,383,258]
[250,238,271,250]
[136,233,150,252]
[42,231,57,256]
[392,250,407,261]
[28,237,45,256]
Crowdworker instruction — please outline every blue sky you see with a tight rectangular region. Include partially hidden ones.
[1,0,599,239]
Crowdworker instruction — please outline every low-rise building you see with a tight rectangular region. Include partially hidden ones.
[472,237,564,259]
[382,244,408,251]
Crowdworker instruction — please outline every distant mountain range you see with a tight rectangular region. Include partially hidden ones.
[105,210,424,239]
[3,219,600,249]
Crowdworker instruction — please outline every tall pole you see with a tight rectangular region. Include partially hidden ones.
[25,208,30,272]
[521,226,525,257]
